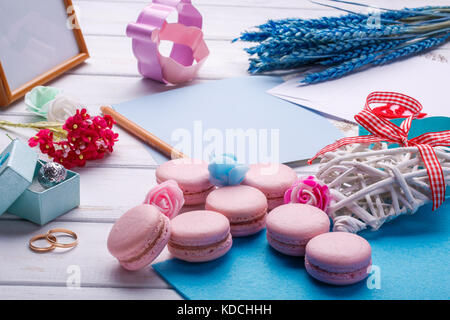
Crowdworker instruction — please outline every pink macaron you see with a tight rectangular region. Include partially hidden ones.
[168,210,232,262]
[205,185,268,237]
[156,158,215,205]
[242,163,297,210]
[107,204,170,271]
[266,203,330,256]
[305,232,372,286]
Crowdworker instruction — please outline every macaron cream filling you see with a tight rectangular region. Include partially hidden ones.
[305,256,372,279]
[156,178,215,194]
[169,233,232,251]
[182,185,215,195]
[228,210,267,226]
[266,230,309,247]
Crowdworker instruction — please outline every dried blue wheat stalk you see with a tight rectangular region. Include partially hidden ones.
[236,4,450,84]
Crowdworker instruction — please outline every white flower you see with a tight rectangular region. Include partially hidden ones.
[25,86,62,118]
[47,96,81,123]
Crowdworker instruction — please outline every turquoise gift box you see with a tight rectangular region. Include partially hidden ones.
[0,139,80,225]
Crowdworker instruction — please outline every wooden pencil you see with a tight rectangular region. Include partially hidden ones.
[100,106,185,160]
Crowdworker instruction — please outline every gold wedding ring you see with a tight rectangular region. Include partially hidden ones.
[29,228,78,253]
[29,234,58,253]
[46,228,78,248]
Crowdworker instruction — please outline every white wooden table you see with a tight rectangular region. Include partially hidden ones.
[1,0,449,300]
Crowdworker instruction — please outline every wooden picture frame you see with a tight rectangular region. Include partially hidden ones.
[0,0,89,107]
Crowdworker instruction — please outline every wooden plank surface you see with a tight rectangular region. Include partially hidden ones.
[0,286,182,300]
[0,220,171,289]
[75,1,335,38]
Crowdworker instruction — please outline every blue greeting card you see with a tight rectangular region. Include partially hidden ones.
[113,77,343,164]
[153,200,450,299]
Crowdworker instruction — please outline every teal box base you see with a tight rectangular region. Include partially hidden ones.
[0,140,37,216]
[358,116,450,147]
[8,161,80,225]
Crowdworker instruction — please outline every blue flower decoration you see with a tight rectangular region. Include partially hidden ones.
[208,153,249,187]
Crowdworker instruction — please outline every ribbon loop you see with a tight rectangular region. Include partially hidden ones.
[365,91,423,114]
[309,91,449,211]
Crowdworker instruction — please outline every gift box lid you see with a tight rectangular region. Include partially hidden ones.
[0,139,38,216]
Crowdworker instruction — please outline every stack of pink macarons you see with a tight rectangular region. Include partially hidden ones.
[156,159,300,238]
[107,158,372,286]
[107,160,296,269]
[156,159,298,211]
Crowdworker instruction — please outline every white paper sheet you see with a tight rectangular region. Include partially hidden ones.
[268,56,450,123]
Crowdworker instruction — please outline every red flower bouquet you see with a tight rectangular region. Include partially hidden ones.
[29,109,119,169]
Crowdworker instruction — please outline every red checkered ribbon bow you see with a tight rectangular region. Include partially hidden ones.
[309,91,450,210]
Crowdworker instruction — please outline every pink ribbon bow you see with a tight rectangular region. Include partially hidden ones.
[309,91,450,210]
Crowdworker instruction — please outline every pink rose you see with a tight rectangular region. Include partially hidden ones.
[284,176,330,212]
[144,180,185,219]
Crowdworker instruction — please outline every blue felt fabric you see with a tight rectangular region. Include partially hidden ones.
[113,76,343,164]
[153,200,450,300]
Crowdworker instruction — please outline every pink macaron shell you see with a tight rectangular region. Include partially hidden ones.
[267,204,330,244]
[170,210,230,246]
[107,204,170,271]
[305,232,372,285]
[156,158,214,204]
[205,185,268,237]
[120,220,170,271]
[243,163,297,210]
[155,158,212,192]
[266,203,330,256]
[306,232,372,272]
[168,210,232,262]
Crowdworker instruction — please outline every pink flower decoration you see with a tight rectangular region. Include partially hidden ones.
[144,180,185,219]
[284,176,330,212]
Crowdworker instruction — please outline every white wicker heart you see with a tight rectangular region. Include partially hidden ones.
[316,143,450,233]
